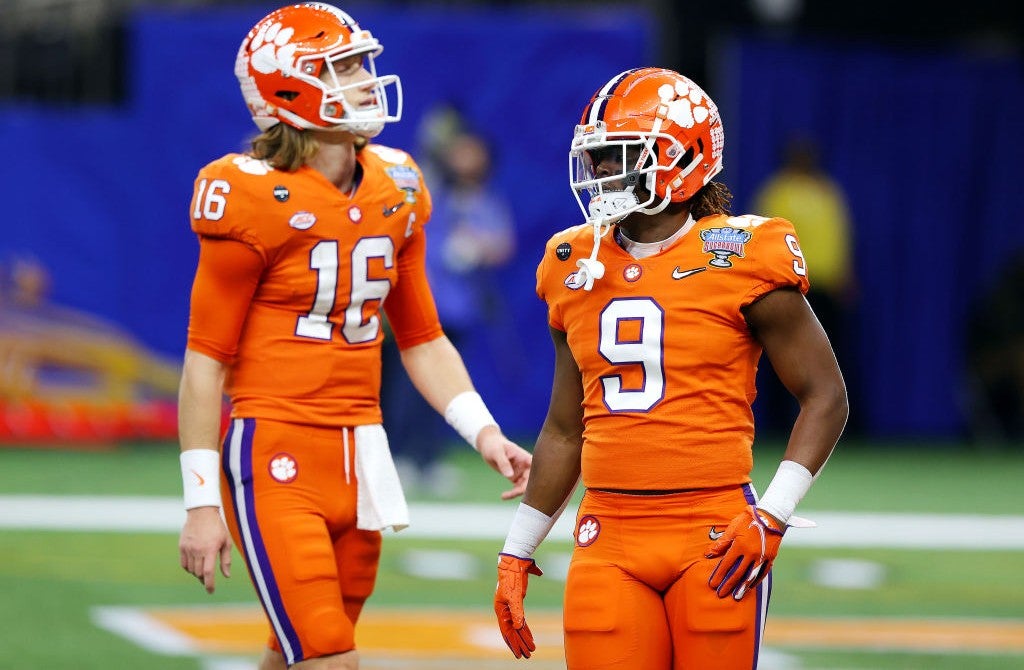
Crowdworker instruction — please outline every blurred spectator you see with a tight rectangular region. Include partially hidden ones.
[751,134,858,436]
[382,106,517,494]
[966,251,1024,442]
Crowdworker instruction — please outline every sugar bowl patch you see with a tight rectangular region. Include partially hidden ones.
[699,226,752,268]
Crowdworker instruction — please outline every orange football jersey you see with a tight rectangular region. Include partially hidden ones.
[186,145,442,428]
[537,214,811,490]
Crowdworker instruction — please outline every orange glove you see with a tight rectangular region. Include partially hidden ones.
[494,553,543,659]
[705,505,785,601]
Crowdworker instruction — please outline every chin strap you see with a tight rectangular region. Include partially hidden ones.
[579,179,639,291]
[575,222,610,291]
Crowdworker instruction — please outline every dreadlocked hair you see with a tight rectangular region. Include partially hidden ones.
[249,123,319,172]
[689,181,733,219]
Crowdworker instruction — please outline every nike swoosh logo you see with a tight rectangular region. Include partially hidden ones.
[190,469,205,487]
[709,526,725,540]
[672,266,707,280]
[382,200,405,217]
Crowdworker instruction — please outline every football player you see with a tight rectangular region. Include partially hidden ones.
[494,67,848,668]
[175,4,532,669]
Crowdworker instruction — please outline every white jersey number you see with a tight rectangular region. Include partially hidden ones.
[296,237,394,343]
[192,179,230,221]
[785,233,807,276]
[599,298,666,412]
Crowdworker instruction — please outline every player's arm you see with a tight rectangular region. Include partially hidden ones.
[177,236,262,593]
[178,348,234,594]
[745,286,848,483]
[399,336,531,500]
[386,226,531,499]
[706,287,848,600]
[495,326,583,658]
[522,326,585,517]
[499,326,585,554]
[500,325,583,559]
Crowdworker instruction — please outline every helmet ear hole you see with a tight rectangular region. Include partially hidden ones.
[678,147,694,169]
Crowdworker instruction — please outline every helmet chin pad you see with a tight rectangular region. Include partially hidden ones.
[587,189,639,224]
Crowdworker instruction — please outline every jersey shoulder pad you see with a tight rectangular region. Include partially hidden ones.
[363,143,423,189]
[362,143,432,222]
[539,224,592,270]
[536,224,594,298]
[542,223,593,257]
[696,213,809,294]
[190,153,284,253]
[191,152,296,257]
[195,153,279,193]
[363,143,414,167]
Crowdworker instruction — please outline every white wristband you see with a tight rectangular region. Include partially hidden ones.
[444,391,497,451]
[757,460,813,526]
[502,503,557,559]
[180,449,222,510]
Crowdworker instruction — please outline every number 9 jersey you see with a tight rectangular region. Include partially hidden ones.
[186,145,442,428]
[536,214,811,491]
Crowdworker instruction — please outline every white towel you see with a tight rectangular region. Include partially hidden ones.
[354,424,409,532]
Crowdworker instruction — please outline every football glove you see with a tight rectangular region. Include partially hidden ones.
[494,553,543,659]
[705,505,785,601]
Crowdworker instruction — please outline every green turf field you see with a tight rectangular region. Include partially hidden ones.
[1,439,1022,669]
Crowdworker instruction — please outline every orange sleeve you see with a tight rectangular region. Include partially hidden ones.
[382,226,444,350]
[536,247,566,332]
[189,159,271,261]
[186,236,264,363]
[739,217,811,309]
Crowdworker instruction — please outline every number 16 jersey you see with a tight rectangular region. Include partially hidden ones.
[186,146,443,428]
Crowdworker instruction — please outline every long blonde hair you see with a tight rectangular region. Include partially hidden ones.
[248,124,369,170]
[249,123,319,172]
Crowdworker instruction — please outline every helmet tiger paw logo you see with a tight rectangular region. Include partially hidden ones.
[248,22,298,76]
[659,80,712,130]
[235,3,402,134]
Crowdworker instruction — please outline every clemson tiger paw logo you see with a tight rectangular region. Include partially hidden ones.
[659,80,714,129]
[249,21,298,75]
[232,155,273,176]
[269,452,298,483]
[576,515,601,547]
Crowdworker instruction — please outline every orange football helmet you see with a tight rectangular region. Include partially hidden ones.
[234,2,402,136]
[569,67,724,225]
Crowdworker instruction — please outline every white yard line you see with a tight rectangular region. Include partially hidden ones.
[91,606,200,655]
[1,494,1023,549]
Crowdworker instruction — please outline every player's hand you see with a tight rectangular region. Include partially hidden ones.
[477,426,532,500]
[179,506,232,594]
[705,505,785,601]
[495,553,543,659]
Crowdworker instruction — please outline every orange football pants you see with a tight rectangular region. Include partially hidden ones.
[563,485,770,670]
[219,417,383,665]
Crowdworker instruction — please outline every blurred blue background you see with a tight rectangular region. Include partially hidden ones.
[1,0,1021,443]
